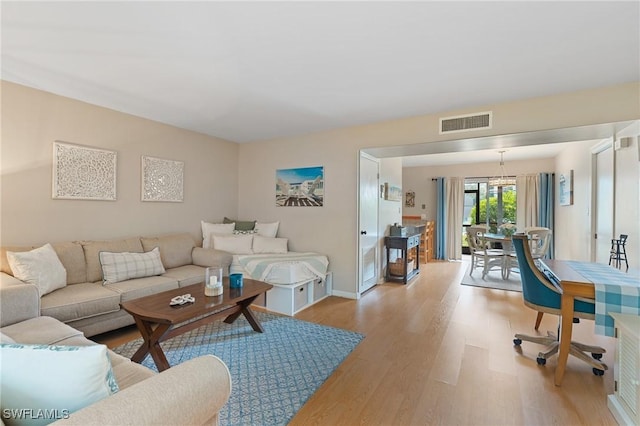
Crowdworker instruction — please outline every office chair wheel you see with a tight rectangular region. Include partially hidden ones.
[593,368,605,376]
[513,338,522,346]
[591,353,603,360]
[536,357,546,366]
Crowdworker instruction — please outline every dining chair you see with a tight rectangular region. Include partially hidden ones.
[497,223,519,279]
[504,227,553,279]
[467,225,488,276]
[466,225,503,279]
[525,227,553,259]
[609,234,629,270]
[510,233,607,375]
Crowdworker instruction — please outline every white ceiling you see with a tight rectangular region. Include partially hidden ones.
[2,1,639,148]
[400,141,583,167]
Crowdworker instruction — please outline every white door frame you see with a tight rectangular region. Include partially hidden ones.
[357,151,380,298]
[590,137,614,262]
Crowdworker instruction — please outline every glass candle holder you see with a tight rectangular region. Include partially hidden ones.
[204,266,223,296]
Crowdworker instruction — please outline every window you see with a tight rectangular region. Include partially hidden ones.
[462,179,516,253]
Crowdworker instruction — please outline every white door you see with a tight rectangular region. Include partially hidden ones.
[595,145,614,264]
[359,153,379,294]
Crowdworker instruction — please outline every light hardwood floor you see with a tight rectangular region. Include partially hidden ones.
[96,260,618,425]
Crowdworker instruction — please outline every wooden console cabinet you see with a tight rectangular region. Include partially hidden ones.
[385,234,420,284]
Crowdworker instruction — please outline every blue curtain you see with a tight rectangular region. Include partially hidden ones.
[436,177,446,260]
[539,173,554,258]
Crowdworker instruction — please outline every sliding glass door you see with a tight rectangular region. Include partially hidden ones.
[462,179,516,253]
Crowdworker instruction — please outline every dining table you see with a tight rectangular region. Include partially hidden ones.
[537,259,640,386]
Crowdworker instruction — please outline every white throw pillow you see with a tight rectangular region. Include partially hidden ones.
[99,247,165,285]
[201,221,235,249]
[212,234,254,254]
[252,236,288,254]
[0,343,119,426]
[6,243,67,296]
[255,221,280,238]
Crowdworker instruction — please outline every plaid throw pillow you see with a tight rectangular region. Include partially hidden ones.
[99,247,165,285]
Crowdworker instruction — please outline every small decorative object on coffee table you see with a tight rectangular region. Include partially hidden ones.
[205,266,223,296]
[120,278,272,371]
[229,273,243,288]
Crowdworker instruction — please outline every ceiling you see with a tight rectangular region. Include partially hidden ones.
[2,1,639,150]
[400,141,584,167]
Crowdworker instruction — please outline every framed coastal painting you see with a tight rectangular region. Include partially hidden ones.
[141,156,184,202]
[52,141,117,201]
[384,183,402,202]
[276,166,324,207]
[559,170,573,206]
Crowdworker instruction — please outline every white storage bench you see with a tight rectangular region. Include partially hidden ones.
[265,272,333,316]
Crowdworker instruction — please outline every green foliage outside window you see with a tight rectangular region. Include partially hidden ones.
[469,190,517,231]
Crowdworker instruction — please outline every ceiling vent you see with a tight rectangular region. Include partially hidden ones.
[439,111,492,134]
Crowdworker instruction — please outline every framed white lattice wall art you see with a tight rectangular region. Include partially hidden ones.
[52,141,117,201]
[141,156,184,202]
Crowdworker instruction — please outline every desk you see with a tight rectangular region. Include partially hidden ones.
[538,260,640,386]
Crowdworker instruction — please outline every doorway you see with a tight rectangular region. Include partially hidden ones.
[358,153,379,294]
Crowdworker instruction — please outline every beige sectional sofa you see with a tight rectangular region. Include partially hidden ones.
[0,233,232,337]
[0,277,232,425]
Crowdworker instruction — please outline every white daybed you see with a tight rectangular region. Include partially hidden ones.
[230,252,331,315]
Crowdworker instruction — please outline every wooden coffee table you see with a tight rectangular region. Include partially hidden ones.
[120,278,272,371]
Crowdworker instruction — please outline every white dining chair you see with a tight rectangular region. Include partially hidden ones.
[466,225,503,278]
[525,227,552,259]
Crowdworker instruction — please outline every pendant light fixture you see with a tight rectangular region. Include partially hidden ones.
[489,150,516,187]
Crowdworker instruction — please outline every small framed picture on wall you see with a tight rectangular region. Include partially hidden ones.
[559,170,573,206]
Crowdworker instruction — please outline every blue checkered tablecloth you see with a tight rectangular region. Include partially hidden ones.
[566,261,640,337]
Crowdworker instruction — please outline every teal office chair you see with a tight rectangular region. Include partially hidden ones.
[510,234,607,375]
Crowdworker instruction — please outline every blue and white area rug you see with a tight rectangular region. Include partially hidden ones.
[113,311,364,426]
[460,260,522,292]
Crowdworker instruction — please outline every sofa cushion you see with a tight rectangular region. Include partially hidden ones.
[252,236,288,254]
[105,275,179,302]
[110,355,156,390]
[223,217,256,231]
[201,221,235,249]
[192,248,233,273]
[82,238,144,283]
[99,248,165,285]
[141,233,196,269]
[7,243,67,296]
[0,343,119,424]
[0,245,35,275]
[51,241,87,285]
[212,234,253,254]
[255,221,280,238]
[40,284,122,323]
[1,316,85,345]
[0,331,15,343]
[163,265,206,287]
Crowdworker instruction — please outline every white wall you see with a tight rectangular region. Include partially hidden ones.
[1,81,239,245]
[614,137,640,269]
[554,141,598,261]
[554,137,640,268]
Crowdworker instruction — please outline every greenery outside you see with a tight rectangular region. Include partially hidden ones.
[469,188,517,232]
